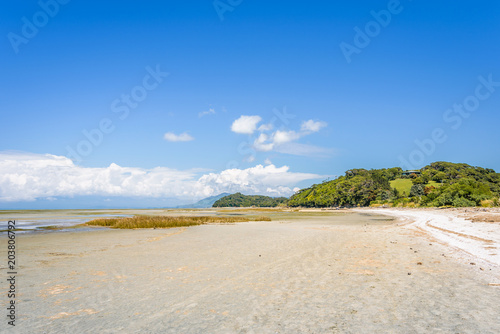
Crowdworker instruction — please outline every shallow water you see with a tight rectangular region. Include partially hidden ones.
[0,210,134,233]
[0,209,396,233]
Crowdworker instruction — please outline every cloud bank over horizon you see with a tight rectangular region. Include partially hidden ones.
[0,152,323,202]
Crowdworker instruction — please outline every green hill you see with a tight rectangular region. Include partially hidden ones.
[288,167,399,207]
[288,162,500,208]
[212,193,288,208]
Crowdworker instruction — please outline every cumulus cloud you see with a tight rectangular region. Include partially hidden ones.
[230,115,329,156]
[198,164,320,197]
[0,152,323,202]
[231,115,262,134]
[164,132,194,142]
[273,130,301,145]
[254,133,274,152]
[246,119,329,156]
[301,120,327,133]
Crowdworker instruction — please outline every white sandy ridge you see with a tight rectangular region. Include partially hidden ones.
[364,209,500,275]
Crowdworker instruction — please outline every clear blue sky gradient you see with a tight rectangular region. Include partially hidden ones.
[2,0,500,180]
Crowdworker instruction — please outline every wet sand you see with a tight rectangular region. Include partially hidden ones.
[2,211,500,333]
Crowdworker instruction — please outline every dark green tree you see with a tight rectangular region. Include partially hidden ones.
[410,184,425,197]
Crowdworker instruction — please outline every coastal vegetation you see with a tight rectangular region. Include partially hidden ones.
[288,167,399,207]
[289,162,500,208]
[213,193,288,208]
[213,162,500,208]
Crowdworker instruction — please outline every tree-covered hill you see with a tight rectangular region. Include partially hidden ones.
[288,167,401,207]
[212,193,288,207]
[288,162,500,208]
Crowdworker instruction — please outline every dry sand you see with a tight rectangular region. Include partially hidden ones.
[362,208,500,279]
[2,210,500,333]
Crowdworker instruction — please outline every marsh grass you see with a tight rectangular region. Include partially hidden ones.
[84,215,272,229]
[37,225,62,230]
[251,215,272,221]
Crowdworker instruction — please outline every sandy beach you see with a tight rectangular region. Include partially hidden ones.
[362,208,500,279]
[2,209,500,333]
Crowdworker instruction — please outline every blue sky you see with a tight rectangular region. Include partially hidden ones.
[1,0,500,208]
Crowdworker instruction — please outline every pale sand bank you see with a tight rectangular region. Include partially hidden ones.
[362,208,500,281]
[1,211,500,333]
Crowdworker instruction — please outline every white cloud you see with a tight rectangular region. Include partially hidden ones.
[253,133,274,152]
[231,115,262,134]
[164,132,194,142]
[252,128,331,157]
[198,164,321,197]
[230,115,330,156]
[198,108,216,118]
[272,130,301,145]
[0,152,323,202]
[258,123,273,132]
[301,120,327,133]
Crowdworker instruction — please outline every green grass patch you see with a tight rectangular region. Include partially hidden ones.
[391,179,443,196]
[83,215,271,229]
[428,181,443,188]
[390,178,413,195]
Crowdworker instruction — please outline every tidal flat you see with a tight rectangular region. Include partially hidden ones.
[1,209,500,333]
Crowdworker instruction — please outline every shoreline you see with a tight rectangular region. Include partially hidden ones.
[358,207,500,283]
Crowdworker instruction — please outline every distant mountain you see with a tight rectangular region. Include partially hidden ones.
[212,193,288,207]
[176,193,231,208]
